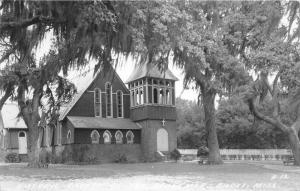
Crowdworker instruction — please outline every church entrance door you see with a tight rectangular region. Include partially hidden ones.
[18,131,27,154]
[157,128,168,151]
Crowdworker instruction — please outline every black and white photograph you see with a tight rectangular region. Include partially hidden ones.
[0,0,300,190]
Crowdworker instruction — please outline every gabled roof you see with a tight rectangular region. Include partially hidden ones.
[67,116,141,130]
[126,62,179,83]
[0,103,27,129]
[59,68,101,121]
[59,65,128,121]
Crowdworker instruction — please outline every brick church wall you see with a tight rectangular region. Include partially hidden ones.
[139,120,177,161]
[54,144,142,163]
[74,129,141,144]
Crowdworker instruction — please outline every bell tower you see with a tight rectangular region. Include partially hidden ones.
[126,63,178,161]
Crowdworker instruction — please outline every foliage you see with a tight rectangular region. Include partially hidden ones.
[170,149,181,162]
[0,0,134,118]
[127,1,286,164]
[177,94,291,149]
[5,152,20,163]
[176,98,206,149]
[1,0,300,165]
[0,1,134,166]
[234,1,300,165]
[197,146,209,157]
[114,153,128,163]
[217,90,290,149]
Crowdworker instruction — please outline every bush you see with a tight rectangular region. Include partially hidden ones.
[197,146,209,157]
[114,153,127,163]
[87,155,97,164]
[170,149,181,162]
[5,153,20,163]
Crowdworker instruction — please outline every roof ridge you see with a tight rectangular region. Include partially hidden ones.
[126,62,179,83]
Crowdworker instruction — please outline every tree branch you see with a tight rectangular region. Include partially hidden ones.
[272,71,281,96]
[272,72,282,118]
[247,97,287,131]
[0,82,14,110]
[0,46,17,64]
[0,16,64,29]
[32,88,42,120]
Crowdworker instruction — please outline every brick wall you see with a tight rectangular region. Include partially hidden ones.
[67,65,130,119]
[139,120,177,161]
[74,129,141,144]
[54,144,142,163]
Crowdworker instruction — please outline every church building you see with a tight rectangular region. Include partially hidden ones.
[1,63,178,163]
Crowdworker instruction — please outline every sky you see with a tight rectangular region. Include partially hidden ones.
[35,33,199,102]
[63,56,199,101]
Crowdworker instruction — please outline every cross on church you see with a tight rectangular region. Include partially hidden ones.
[161,119,166,126]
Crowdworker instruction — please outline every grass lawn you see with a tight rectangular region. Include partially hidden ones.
[0,161,299,191]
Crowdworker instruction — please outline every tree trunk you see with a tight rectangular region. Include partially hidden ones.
[27,121,44,168]
[248,97,300,166]
[286,124,300,165]
[203,91,223,164]
[18,88,46,168]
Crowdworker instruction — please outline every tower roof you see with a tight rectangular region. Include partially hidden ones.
[126,63,179,83]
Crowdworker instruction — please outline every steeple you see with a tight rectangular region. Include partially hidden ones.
[126,63,178,108]
[126,62,179,83]
[126,62,178,160]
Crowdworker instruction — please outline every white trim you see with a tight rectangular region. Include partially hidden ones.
[90,130,100,144]
[67,130,71,144]
[105,82,113,118]
[103,130,112,144]
[94,88,102,117]
[145,78,149,104]
[130,103,176,109]
[115,130,123,144]
[126,130,134,144]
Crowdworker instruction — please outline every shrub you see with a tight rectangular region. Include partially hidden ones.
[170,149,181,162]
[5,153,20,163]
[87,155,97,164]
[114,153,127,163]
[197,146,209,157]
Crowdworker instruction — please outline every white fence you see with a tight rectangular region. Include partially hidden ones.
[178,149,292,161]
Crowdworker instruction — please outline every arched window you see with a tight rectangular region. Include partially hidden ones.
[105,82,112,117]
[130,90,134,107]
[103,130,112,144]
[90,130,100,144]
[116,91,123,118]
[139,88,144,104]
[19,131,25,137]
[135,89,139,105]
[166,89,172,105]
[153,88,158,104]
[94,88,101,117]
[115,130,123,144]
[159,88,164,104]
[67,130,71,144]
[126,130,134,144]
